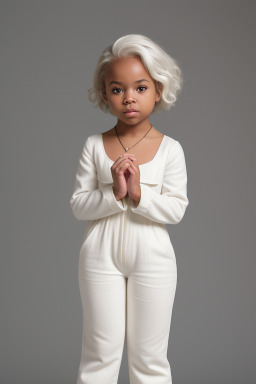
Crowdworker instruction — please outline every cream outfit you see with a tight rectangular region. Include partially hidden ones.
[70,133,189,384]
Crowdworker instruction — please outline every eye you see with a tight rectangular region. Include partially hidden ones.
[137,86,147,92]
[111,87,123,94]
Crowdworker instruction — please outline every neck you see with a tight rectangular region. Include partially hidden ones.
[115,119,152,138]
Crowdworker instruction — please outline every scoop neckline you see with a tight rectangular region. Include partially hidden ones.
[100,132,166,167]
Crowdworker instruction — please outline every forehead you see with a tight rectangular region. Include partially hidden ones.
[104,56,153,83]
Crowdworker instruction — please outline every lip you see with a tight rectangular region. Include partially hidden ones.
[123,109,138,115]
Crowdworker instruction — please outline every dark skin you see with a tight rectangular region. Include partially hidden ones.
[102,56,163,206]
[111,152,137,201]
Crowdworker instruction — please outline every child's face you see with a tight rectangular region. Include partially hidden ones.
[103,56,161,125]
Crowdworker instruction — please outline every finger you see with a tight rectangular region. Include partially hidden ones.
[120,156,136,165]
[122,153,138,165]
[124,160,137,175]
[119,154,136,163]
[127,161,138,175]
[116,160,134,175]
[121,160,136,175]
[113,155,136,169]
[128,165,135,174]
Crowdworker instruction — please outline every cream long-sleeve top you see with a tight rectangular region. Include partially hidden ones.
[70,133,189,225]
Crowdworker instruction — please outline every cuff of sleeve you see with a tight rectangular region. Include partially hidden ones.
[130,184,152,215]
[102,185,127,212]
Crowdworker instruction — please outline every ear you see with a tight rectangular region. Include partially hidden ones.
[155,82,163,102]
[102,87,109,104]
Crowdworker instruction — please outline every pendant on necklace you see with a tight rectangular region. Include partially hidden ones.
[125,148,129,152]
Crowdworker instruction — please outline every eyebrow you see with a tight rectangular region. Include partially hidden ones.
[109,79,150,86]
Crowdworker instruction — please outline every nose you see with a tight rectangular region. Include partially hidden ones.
[123,97,136,104]
[123,90,136,104]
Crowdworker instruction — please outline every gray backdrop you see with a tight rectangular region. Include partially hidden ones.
[1,1,255,383]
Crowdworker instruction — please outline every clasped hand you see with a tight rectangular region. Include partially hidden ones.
[111,153,141,205]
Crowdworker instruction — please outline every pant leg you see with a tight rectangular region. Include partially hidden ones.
[126,262,177,384]
[77,268,126,384]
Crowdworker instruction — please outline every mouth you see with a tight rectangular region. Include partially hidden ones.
[123,109,138,115]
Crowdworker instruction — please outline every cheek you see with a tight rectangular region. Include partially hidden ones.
[108,98,119,113]
[109,97,120,108]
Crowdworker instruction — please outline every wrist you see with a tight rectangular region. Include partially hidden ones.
[112,186,123,201]
[131,187,141,206]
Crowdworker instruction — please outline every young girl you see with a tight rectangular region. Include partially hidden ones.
[70,34,189,384]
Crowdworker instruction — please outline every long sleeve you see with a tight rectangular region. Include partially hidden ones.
[130,140,189,224]
[70,136,127,220]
